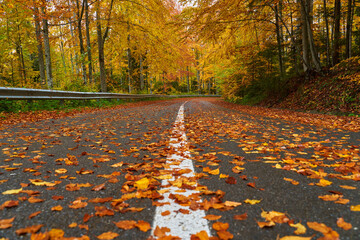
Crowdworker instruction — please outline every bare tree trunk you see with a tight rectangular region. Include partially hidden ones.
[76,0,87,84]
[333,0,341,65]
[96,0,107,92]
[41,6,53,89]
[84,0,93,83]
[323,0,331,66]
[59,26,67,74]
[345,0,353,59]
[300,0,311,73]
[33,4,46,85]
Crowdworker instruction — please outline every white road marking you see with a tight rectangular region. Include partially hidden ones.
[152,103,211,239]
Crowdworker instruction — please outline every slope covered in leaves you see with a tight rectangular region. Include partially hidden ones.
[267,57,360,115]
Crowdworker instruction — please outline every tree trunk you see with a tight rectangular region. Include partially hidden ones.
[333,0,341,65]
[300,0,311,73]
[41,6,53,89]
[275,4,284,78]
[186,66,190,93]
[345,0,353,59]
[96,0,107,92]
[84,0,93,83]
[323,0,331,66]
[59,26,67,74]
[76,0,87,84]
[140,54,144,90]
[33,5,46,85]
[127,42,132,93]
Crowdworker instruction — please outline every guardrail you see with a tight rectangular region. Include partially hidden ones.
[0,87,220,100]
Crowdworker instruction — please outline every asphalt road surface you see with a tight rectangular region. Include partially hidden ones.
[0,98,359,240]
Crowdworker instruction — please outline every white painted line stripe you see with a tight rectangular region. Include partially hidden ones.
[152,102,211,239]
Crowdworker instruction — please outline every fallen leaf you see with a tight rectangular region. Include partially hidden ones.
[55,168,67,174]
[51,205,63,211]
[337,218,352,230]
[0,217,15,229]
[113,220,136,230]
[69,222,77,228]
[154,226,171,238]
[212,222,229,231]
[191,230,209,240]
[290,223,307,235]
[92,183,106,191]
[161,210,171,216]
[29,211,41,219]
[318,194,340,201]
[283,178,300,185]
[134,178,149,190]
[204,215,222,221]
[339,185,356,190]
[28,196,44,203]
[69,199,87,209]
[234,213,247,221]
[257,221,275,228]
[279,237,312,240]
[2,188,22,195]
[135,220,151,232]
[224,201,242,207]
[208,168,219,175]
[225,177,237,184]
[15,224,43,235]
[350,205,360,211]
[0,200,18,209]
[244,199,261,205]
[307,222,339,239]
[97,231,119,240]
[48,229,64,239]
[315,179,332,187]
[217,230,233,240]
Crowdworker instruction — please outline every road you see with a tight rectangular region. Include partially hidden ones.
[0,98,359,240]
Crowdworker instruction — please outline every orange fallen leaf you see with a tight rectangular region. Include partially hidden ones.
[55,168,67,174]
[48,229,64,239]
[307,222,339,239]
[161,210,171,216]
[213,222,229,231]
[0,200,18,209]
[97,231,119,240]
[68,222,77,228]
[337,218,352,230]
[29,211,41,219]
[0,217,15,229]
[217,230,233,240]
[257,221,275,228]
[113,220,136,230]
[318,194,340,201]
[154,226,171,238]
[339,185,356,190]
[191,230,209,240]
[283,178,299,185]
[69,199,87,209]
[15,224,43,235]
[135,220,151,232]
[28,196,44,203]
[51,205,63,211]
[234,213,247,221]
[204,215,222,221]
[224,201,242,207]
[92,183,106,191]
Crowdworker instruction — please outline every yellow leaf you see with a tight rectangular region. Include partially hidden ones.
[2,188,22,195]
[340,185,356,190]
[279,236,312,240]
[350,205,360,211]
[219,174,229,179]
[134,178,150,190]
[224,201,242,207]
[290,223,307,235]
[244,199,261,205]
[208,168,219,175]
[55,168,67,174]
[315,179,332,187]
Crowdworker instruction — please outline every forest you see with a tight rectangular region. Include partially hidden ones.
[0,0,360,103]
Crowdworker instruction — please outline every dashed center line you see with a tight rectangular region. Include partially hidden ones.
[151,103,211,239]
